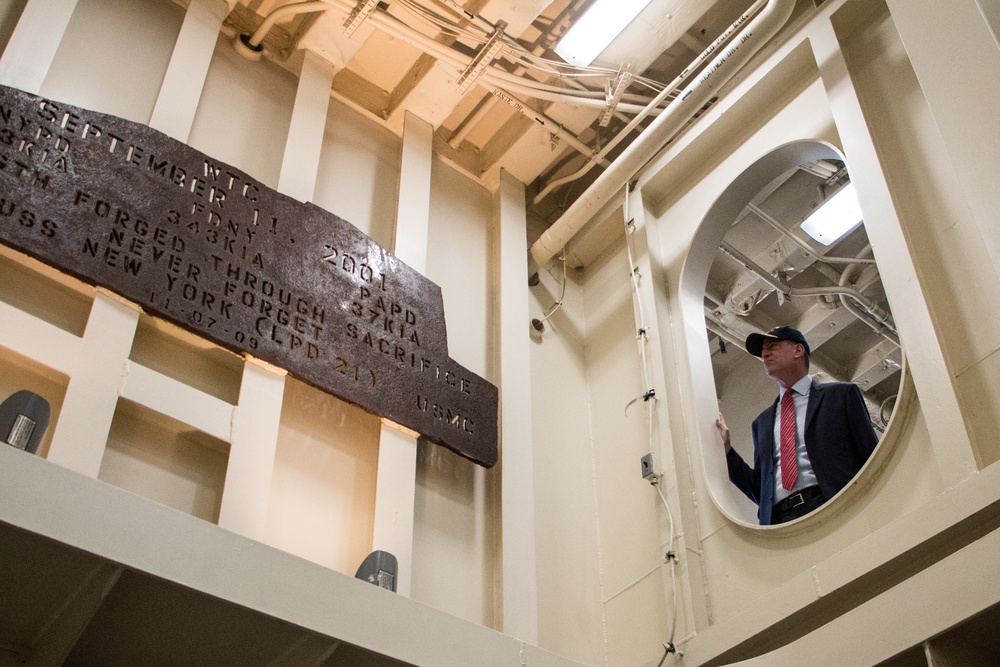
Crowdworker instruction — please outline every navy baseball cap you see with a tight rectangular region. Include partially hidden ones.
[745,326,810,357]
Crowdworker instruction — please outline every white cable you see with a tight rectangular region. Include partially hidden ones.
[532,0,771,204]
[263,0,669,173]
[387,0,637,90]
[623,185,652,394]
[624,183,679,661]
[654,481,678,650]
[322,0,666,111]
[395,1,480,39]
[534,252,567,329]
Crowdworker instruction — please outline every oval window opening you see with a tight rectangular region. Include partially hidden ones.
[705,147,901,526]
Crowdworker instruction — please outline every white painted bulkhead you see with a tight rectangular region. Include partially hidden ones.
[0,0,999,665]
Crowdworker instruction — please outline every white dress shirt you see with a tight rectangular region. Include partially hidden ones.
[772,375,818,503]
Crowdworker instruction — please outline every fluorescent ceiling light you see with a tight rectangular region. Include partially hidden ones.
[554,0,655,67]
[801,182,863,246]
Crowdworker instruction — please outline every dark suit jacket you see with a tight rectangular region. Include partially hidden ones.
[726,380,878,525]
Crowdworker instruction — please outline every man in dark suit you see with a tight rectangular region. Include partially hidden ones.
[716,326,878,525]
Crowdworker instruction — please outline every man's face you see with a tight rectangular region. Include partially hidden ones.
[760,339,804,380]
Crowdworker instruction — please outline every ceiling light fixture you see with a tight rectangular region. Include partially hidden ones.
[554,0,656,67]
[801,182,864,246]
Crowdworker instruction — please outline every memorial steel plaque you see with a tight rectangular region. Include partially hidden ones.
[0,86,497,467]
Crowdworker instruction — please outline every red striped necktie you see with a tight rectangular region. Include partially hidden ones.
[780,389,798,490]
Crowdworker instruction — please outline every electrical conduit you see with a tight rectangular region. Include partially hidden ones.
[532,0,771,205]
[529,0,797,268]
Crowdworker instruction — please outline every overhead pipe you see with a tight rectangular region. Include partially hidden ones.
[450,42,607,150]
[487,87,614,167]
[706,314,886,407]
[365,6,653,113]
[448,95,498,148]
[430,0,497,33]
[248,0,655,167]
[409,0,658,108]
[236,0,608,165]
[234,0,330,60]
[327,0,611,104]
[718,240,787,294]
[529,0,797,268]
[788,285,900,347]
[747,202,876,266]
[330,0,608,163]
[836,249,900,345]
[449,82,630,154]
[720,237,898,343]
[450,12,634,151]
[719,240,899,346]
[532,0,771,205]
